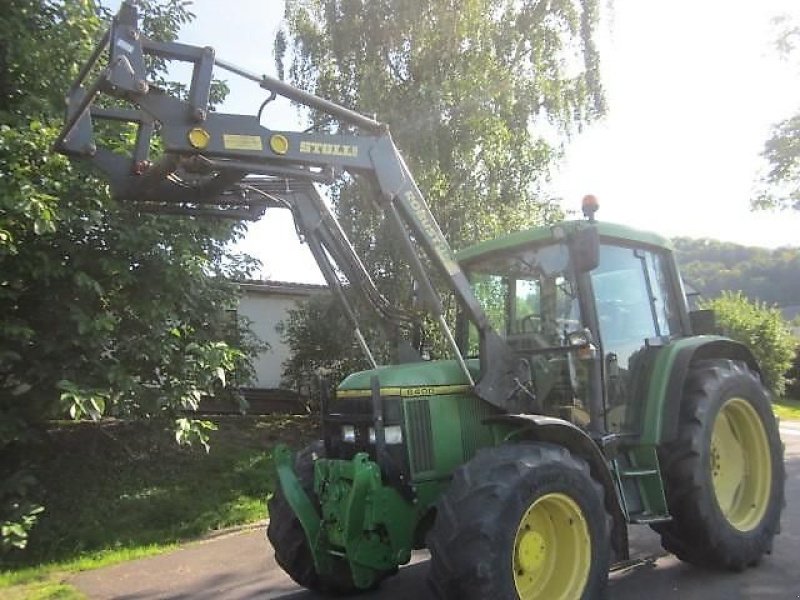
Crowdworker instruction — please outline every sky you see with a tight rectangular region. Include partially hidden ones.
[123,0,800,283]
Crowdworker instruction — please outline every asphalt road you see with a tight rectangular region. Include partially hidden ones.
[71,424,800,599]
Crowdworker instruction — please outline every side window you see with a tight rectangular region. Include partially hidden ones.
[591,246,656,364]
[592,245,660,433]
[467,275,509,354]
[511,279,540,334]
[644,252,681,337]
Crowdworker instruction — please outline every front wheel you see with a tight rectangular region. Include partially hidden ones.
[654,360,784,570]
[427,443,610,599]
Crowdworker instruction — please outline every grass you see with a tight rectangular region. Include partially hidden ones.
[1,414,318,596]
[0,580,84,600]
[774,396,800,422]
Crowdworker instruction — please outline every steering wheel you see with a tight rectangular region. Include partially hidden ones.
[518,313,541,333]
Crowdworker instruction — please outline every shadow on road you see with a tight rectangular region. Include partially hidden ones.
[273,452,799,600]
[271,561,433,600]
[69,440,799,600]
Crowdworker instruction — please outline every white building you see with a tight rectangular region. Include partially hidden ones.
[237,280,328,391]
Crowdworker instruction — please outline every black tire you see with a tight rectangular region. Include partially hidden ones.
[266,441,361,595]
[654,360,784,571]
[427,443,610,599]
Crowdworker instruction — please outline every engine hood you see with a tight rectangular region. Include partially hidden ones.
[337,359,479,398]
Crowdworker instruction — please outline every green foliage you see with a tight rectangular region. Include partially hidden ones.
[0,1,263,556]
[174,417,217,453]
[754,113,800,211]
[674,237,800,306]
[279,295,370,405]
[3,580,84,599]
[0,1,101,122]
[0,494,43,552]
[753,16,800,211]
[0,104,257,428]
[278,0,605,377]
[282,0,603,249]
[0,417,317,571]
[702,292,795,398]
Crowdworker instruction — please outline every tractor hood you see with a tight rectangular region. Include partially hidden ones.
[337,359,480,398]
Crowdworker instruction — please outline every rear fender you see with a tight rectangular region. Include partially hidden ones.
[484,414,629,561]
[651,336,761,445]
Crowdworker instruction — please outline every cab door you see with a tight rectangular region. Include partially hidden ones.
[590,244,683,433]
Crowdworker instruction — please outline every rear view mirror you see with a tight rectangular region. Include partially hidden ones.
[690,309,717,335]
[572,226,599,273]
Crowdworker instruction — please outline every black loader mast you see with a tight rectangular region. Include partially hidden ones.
[55,1,524,410]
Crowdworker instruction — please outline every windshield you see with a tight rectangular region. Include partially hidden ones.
[465,243,580,352]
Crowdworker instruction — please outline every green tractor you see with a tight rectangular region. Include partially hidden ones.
[56,5,784,598]
[269,205,784,598]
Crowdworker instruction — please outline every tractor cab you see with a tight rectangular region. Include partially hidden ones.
[458,218,691,438]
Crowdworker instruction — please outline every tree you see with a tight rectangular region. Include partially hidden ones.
[279,294,370,408]
[277,0,606,380]
[754,16,800,211]
[0,0,261,553]
[674,237,800,306]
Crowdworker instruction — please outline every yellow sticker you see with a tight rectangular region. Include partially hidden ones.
[336,384,471,399]
[223,134,263,151]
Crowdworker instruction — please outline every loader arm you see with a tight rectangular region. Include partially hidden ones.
[54,1,522,409]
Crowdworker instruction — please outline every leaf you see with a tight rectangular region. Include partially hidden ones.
[88,396,106,421]
[11,383,32,396]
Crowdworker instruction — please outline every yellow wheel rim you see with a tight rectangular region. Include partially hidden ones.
[710,397,772,531]
[512,492,591,600]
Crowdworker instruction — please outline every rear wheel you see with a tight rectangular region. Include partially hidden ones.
[427,443,610,599]
[267,441,360,594]
[655,360,784,570]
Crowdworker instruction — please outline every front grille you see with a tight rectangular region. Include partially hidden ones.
[459,398,495,460]
[405,398,434,474]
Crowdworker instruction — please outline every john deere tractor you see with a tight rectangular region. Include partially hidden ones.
[58,4,784,598]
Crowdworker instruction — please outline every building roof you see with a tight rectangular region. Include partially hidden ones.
[238,280,328,297]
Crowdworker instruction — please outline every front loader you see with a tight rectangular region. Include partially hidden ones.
[57,4,784,598]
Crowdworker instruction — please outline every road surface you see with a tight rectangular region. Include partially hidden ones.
[71,424,800,599]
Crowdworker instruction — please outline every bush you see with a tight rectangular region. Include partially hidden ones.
[703,291,795,397]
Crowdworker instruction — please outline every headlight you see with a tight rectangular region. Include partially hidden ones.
[368,425,403,445]
[341,424,403,444]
